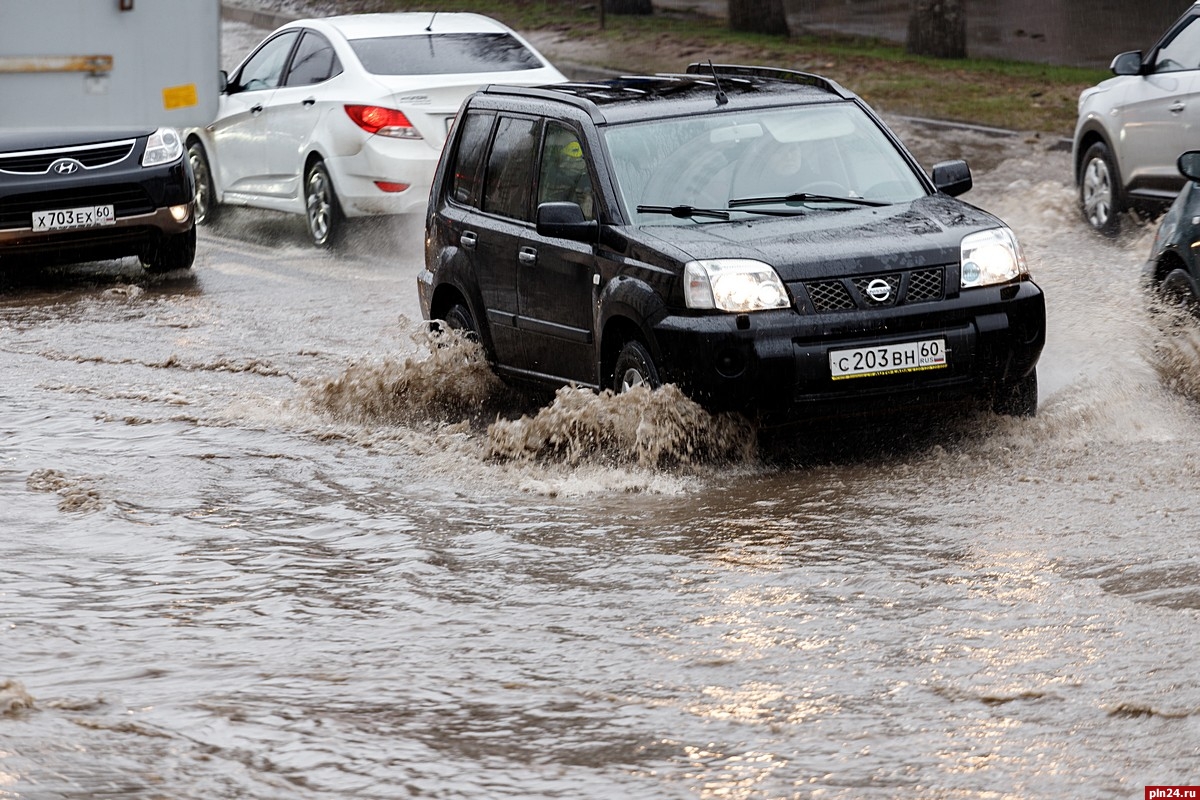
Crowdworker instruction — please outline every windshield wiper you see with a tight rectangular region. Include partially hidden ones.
[728,192,890,209]
[637,204,730,221]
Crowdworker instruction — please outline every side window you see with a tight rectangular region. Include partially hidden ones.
[482,116,541,221]
[1154,15,1200,73]
[285,31,341,86]
[450,111,496,208]
[231,31,299,93]
[537,122,596,220]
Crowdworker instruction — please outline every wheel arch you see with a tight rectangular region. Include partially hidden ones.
[1073,124,1118,187]
[598,277,668,389]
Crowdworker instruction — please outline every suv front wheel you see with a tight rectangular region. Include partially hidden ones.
[613,340,660,393]
[1079,141,1123,237]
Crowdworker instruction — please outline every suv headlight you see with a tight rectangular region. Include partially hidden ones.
[142,127,183,167]
[960,227,1028,288]
[684,259,790,312]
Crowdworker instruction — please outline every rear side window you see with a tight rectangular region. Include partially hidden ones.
[286,31,341,86]
[350,33,543,75]
[483,116,541,220]
[449,111,495,208]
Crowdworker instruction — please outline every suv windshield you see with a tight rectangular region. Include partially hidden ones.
[603,102,927,224]
[350,33,543,75]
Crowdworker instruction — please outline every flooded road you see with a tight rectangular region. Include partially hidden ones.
[5,24,1200,798]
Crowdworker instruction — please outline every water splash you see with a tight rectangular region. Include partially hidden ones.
[487,383,756,468]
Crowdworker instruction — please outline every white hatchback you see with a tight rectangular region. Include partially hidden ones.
[186,13,566,246]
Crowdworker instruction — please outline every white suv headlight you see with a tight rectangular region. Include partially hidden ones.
[960,227,1028,288]
[142,127,183,167]
[684,258,791,312]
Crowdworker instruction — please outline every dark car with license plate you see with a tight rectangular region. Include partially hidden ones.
[417,64,1046,426]
[0,128,196,272]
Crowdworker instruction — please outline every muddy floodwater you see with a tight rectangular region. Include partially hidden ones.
[5,74,1200,800]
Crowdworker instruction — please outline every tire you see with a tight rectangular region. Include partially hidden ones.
[612,339,660,393]
[992,368,1037,418]
[1079,141,1123,237]
[141,225,196,273]
[1159,268,1200,309]
[443,302,478,339]
[187,140,219,226]
[304,160,343,248]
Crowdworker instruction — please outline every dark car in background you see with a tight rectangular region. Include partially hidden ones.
[0,128,196,273]
[1145,150,1200,304]
[418,64,1046,426]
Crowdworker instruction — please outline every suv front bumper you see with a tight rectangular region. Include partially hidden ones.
[651,278,1045,423]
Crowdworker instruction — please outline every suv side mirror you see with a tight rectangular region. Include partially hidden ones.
[931,160,972,197]
[1110,51,1143,76]
[536,201,599,242]
[1179,151,1200,182]
[218,70,229,94]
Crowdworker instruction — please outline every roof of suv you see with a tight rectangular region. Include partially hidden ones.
[480,64,856,125]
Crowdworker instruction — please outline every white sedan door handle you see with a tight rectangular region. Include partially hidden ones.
[302,97,316,107]
[1171,102,1186,114]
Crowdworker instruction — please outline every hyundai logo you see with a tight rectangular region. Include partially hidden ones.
[866,278,892,303]
[50,159,83,175]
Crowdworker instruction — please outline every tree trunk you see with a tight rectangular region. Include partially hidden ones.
[906,0,966,59]
[604,0,653,14]
[729,0,790,36]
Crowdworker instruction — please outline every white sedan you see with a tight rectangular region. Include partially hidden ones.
[186,12,566,247]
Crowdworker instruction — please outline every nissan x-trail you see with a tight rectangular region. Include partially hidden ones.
[418,64,1046,425]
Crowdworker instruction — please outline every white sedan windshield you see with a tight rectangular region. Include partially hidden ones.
[603,102,927,223]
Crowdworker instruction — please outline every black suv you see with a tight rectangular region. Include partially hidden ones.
[0,128,196,273]
[418,65,1045,424]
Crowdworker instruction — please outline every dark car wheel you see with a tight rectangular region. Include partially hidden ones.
[992,368,1037,417]
[443,302,478,340]
[187,140,219,226]
[613,340,660,393]
[1079,141,1123,237]
[141,225,196,273]
[1159,268,1200,309]
[305,160,343,248]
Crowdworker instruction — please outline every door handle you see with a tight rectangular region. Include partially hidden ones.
[302,97,316,107]
[1171,102,1186,114]
[518,247,537,266]
[460,231,477,249]
[250,104,263,115]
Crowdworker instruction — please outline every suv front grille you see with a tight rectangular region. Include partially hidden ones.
[0,140,136,175]
[800,267,945,313]
[0,184,154,229]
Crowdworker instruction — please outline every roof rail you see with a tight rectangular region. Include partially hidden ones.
[685,63,852,99]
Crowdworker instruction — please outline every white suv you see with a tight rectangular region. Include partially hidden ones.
[1073,2,1200,236]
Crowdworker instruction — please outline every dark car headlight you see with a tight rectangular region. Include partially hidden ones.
[142,127,184,167]
[684,258,791,312]
[960,227,1028,288]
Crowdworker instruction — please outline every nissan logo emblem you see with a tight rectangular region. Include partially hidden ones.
[866,278,892,302]
[50,159,82,175]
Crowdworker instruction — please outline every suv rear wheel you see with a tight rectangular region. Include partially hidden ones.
[1079,141,1123,237]
[613,340,660,393]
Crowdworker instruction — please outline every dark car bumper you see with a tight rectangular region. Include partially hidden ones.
[0,159,193,266]
[651,278,1045,423]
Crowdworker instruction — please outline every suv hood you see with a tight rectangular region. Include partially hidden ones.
[638,195,1001,280]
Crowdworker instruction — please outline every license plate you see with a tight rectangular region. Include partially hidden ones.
[32,204,116,232]
[829,338,947,380]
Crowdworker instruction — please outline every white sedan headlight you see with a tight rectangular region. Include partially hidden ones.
[142,127,183,167]
[684,259,791,312]
[960,227,1028,288]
